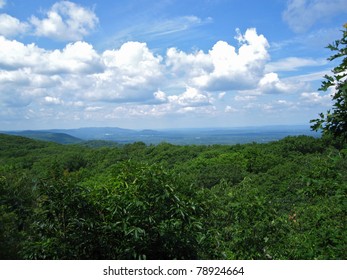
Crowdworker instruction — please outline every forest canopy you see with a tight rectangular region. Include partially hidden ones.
[0,133,346,259]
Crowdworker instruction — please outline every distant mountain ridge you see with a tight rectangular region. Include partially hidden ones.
[2,125,320,145]
[49,127,137,140]
[1,130,82,144]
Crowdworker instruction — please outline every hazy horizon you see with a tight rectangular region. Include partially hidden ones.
[2,123,314,132]
[2,123,319,145]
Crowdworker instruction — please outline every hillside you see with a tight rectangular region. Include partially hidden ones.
[2,131,82,144]
[0,134,346,260]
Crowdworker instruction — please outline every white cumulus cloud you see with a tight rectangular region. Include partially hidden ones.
[0,37,165,107]
[0,36,102,74]
[167,87,211,107]
[30,1,98,41]
[45,41,102,74]
[167,28,270,91]
[258,72,293,94]
[89,41,163,102]
[0,14,29,37]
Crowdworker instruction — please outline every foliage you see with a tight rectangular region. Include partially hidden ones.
[311,24,347,142]
[0,133,346,260]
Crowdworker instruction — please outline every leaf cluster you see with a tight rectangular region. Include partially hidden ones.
[311,25,347,142]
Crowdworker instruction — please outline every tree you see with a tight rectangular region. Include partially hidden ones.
[311,24,347,142]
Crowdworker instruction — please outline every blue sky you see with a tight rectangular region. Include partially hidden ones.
[0,0,346,130]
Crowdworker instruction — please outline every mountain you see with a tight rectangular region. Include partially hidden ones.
[2,125,320,145]
[51,125,320,145]
[2,131,82,144]
[49,127,137,141]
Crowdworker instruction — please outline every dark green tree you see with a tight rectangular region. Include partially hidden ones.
[311,24,347,142]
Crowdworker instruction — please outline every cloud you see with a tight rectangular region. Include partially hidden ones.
[85,106,102,111]
[167,87,212,107]
[283,0,347,33]
[0,36,44,69]
[234,95,257,101]
[89,41,163,102]
[0,36,102,110]
[0,1,99,41]
[0,14,29,37]
[236,72,305,97]
[258,72,295,94]
[102,87,215,121]
[0,37,164,107]
[43,96,64,105]
[153,90,167,103]
[263,99,297,112]
[266,57,327,72]
[0,25,329,128]
[0,36,102,74]
[45,41,102,74]
[0,26,275,111]
[30,1,98,41]
[166,28,270,91]
[285,70,330,83]
[166,47,212,77]
[105,15,213,48]
[143,15,213,37]
[0,27,298,125]
[154,86,214,109]
[225,105,239,113]
[105,104,168,119]
[241,99,297,113]
[101,42,162,77]
[300,91,332,106]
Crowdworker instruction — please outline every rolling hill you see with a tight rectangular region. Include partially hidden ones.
[1,131,82,144]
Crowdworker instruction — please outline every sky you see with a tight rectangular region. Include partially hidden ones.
[0,0,346,130]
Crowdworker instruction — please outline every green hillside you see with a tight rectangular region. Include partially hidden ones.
[0,134,346,259]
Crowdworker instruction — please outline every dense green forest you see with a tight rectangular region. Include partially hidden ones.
[0,133,346,259]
